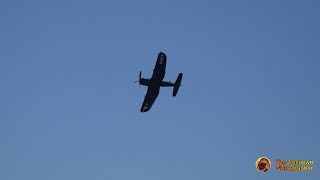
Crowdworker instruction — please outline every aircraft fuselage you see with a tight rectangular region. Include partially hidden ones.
[137,52,182,112]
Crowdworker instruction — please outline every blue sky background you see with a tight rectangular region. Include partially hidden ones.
[1,0,319,179]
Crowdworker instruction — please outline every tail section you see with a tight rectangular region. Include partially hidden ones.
[173,73,183,97]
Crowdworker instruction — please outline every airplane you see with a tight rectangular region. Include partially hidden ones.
[135,52,183,112]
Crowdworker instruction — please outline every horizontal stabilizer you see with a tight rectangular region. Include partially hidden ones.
[173,73,183,97]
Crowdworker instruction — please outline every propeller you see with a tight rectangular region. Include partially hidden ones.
[134,71,142,87]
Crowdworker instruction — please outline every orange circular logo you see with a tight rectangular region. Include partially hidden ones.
[256,157,271,173]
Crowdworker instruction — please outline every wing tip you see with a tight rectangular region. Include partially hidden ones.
[159,52,166,57]
[140,108,150,112]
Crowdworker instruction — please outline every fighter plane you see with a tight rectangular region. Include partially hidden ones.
[135,52,183,112]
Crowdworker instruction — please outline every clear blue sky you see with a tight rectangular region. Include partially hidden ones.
[1,0,319,179]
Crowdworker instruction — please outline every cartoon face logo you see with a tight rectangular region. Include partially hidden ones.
[256,157,271,173]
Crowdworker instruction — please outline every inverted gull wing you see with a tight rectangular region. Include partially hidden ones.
[140,95,157,112]
[140,86,160,112]
[151,52,167,81]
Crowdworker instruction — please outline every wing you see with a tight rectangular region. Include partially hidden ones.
[140,86,160,112]
[140,95,157,112]
[151,52,167,81]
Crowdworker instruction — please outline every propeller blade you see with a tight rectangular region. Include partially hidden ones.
[134,71,142,87]
[139,71,142,88]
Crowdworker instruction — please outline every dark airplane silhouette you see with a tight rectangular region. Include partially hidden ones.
[135,52,183,112]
